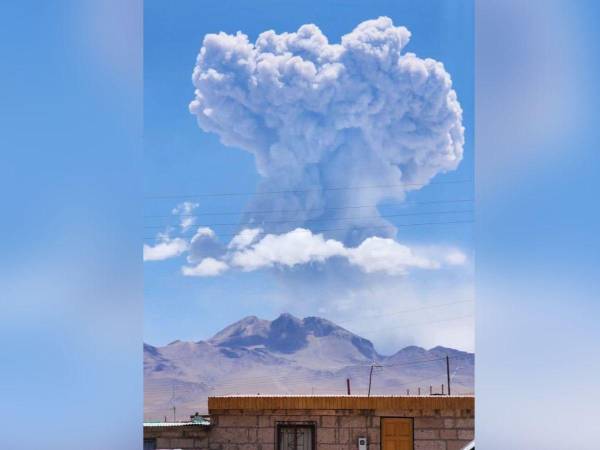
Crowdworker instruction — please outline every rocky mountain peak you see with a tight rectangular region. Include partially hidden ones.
[144,314,474,418]
[208,315,270,348]
[206,313,378,358]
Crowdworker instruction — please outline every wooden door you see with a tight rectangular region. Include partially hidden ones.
[381,418,413,450]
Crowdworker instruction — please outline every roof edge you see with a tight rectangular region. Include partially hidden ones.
[208,395,474,412]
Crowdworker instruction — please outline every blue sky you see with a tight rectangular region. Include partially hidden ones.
[143,0,474,352]
[3,1,600,449]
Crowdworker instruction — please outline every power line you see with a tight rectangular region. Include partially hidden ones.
[144,355,474,395]
[143,209,473,229]
[145,368,346,388]
[380,374,447,389]
[334,300,474,325]
[143,354,473,389]
[144,347,474,376]
[145,370,344,391]
[144,179,473,200]
[147,373,346,394]
[145,355,474,397]
[383,356,458,369]
[145,354,474,385]
[144,355,472,385]
[144,219,474,240]
[345,315,474,337]
[144,198,475,219]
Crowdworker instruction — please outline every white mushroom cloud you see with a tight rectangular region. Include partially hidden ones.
[190,17,464,244]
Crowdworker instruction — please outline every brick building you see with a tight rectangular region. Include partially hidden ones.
[144,395,474,450]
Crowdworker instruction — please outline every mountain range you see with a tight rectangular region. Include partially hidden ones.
[144,313,474,419]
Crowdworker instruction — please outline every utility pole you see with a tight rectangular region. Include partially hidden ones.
[346,378,351,395]
[446,355,451,396]
[172,406,176,422]
[368,364,382,397]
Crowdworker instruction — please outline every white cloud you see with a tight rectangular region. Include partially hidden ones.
[228,228,262,250]
[191,227,215,239]
[183,227,465,276]
[142,221,467,276]
[143,238,188,262]
[445,249,468,266]
[230,228,345,271]
[172,201,199,231]
[346,236,439,275]
[182,257,229,277]
[142,226,224,265]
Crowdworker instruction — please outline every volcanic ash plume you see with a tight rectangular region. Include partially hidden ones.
[190,17,464,244]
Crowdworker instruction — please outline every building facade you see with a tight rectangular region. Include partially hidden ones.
[144,395,475,450]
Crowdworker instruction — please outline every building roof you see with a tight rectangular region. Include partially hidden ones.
[208,395,474,411]
[143,417,211,428]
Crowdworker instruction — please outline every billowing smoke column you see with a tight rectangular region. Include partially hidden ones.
[190,17,464,244]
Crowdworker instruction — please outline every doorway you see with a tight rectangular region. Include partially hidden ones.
[381,418,413,450]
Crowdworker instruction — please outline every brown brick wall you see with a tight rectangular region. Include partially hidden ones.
[144,426,211,449]
[144,406,474,450]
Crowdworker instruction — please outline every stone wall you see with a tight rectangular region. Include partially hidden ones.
[144,425,210,450]
[208,407,474,450]
[144,410,474,450]
[143,396,475,450]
